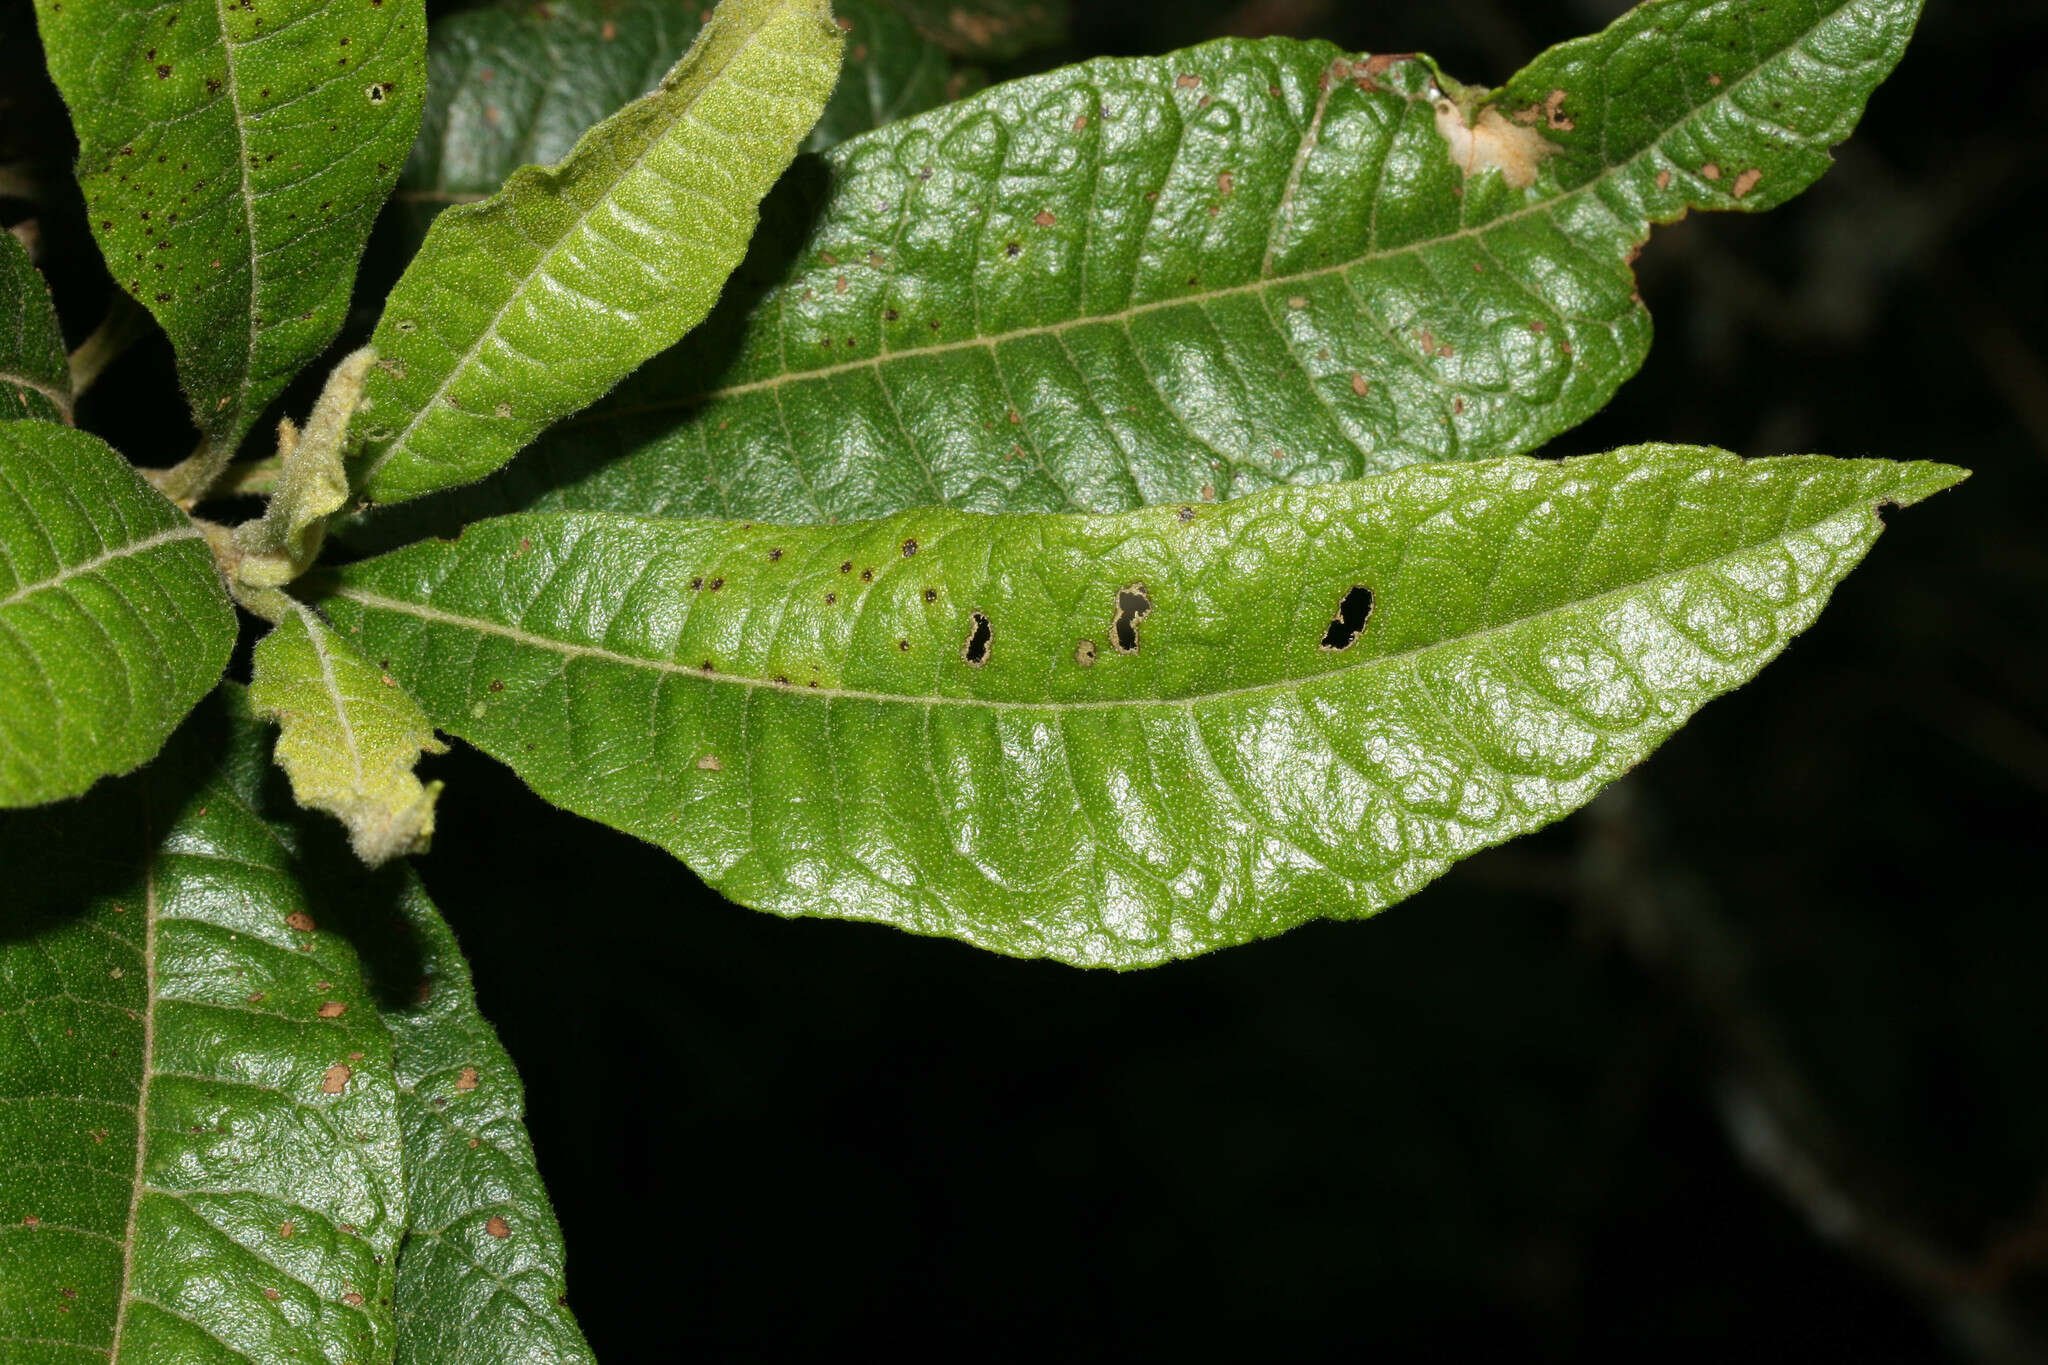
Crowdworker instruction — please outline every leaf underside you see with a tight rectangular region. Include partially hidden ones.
[358,0,1923,545]
[321,447,1962,968]
[0,422,235,806]
[390,0,955,260]
[351,0,847,504]
[250,603,447,866]
[32,0,425,455]
[0,230,70,424]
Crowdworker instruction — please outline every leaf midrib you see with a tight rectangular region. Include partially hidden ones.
[107,838,159,1362]
[0,522,204,611]
[580,1,1848,422]
[357,0,804,488]
[332,487,1875,715]
[208,0,263,439]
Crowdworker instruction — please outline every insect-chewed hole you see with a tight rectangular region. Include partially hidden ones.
[1319,585,1374,650]
[962,611,991,666]
[1112,585,1152,654]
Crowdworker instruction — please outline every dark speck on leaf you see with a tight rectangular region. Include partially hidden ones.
[902,538,918,557]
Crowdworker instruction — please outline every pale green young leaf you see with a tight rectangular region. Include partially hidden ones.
[391,0,954,258]
[351,0,846,505]
[31,0,425,462]
[250,602,447,866]
[363,870,596,1363]
[235,348,374,588]
[0,230,70,424]
[390,0,1922,534]
[319,447,1962,968]
[0,422,235,806]
[0,696,407,1362]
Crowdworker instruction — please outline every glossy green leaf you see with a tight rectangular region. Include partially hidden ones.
[350,0,846,505]
[31,0,425,460]
[887,0,1067,61]
[250,602,447,866]
[360,859,596,1363]
[0,422,235,806]
[407,0,1921,532]
[0,696,407,1362]
[319,446,1962,967]
[810,0,962,152]
[0,230,70,424]
[391,0,954,257]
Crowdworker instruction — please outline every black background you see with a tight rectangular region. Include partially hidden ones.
[8,0,2048,1358]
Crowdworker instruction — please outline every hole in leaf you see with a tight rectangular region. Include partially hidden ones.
[1112,586,1152,654]
[962,612,991,666]
[1319,586,1374,650]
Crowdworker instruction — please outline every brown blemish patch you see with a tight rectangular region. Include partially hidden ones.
[456,1067,479,1092]
[1350,372,1370,396]
[1432,99,1555,190]
[1701,162,1722,181]
[1075,639,1097,667]
[321,1064,351,1094]
[696,754,722,771]
[1655,169,1672,191]
[486,1216,510,1239]
[285,911,316,933]
[316,1001,347,1019]
[1731,168,1762,199]
[342,1292,365,1308]
[1541,89,1574,131]
[1032,210,1056,227]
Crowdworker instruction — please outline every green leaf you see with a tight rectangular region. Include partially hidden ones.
[250,602,447,866]
[407,0,1922,532]
[317,446,1963,968]
[350,0,847,505]
[390,0,709,257]
[0,695,407,1362]
[0,230,70,424]
[31,0,426,458]
[0,421,235,806]
[809,0,961,152]
[391,0,951,257]
[886,0,1068,61]
[359,862,596,1363]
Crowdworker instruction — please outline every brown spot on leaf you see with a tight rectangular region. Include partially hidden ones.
[343,1292,365,1308]
[321,1064,351,1094]
[1655,169,1672,191]
[1350,372,1369,396]
[486,1216,511,1238]
[696,754,722,771]
[456,1067,479,1092]
[1731,168,1762,198]
[1433,100,1555,189]
[317,1001,347,1018]
[1701,162,1722,181]
[1075,639,1097,667]
[1175,74,1200,88]
[285,911,316,933]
